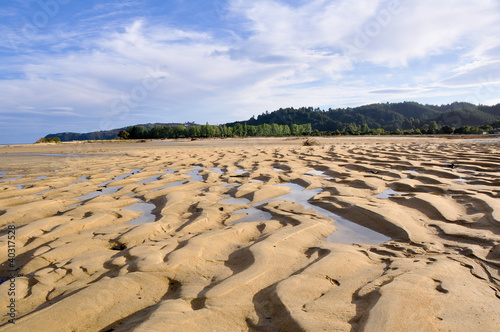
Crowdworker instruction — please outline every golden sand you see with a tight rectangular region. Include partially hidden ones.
[0,137,499,331]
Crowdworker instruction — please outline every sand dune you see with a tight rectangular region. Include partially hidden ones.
[0,137,499,331]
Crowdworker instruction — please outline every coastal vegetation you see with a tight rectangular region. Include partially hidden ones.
[44,102,500,141]
[35,137,61,143]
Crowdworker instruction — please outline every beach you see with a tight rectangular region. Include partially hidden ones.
[0,136,499,331]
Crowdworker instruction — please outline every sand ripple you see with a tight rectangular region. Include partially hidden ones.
[1,138,499,331]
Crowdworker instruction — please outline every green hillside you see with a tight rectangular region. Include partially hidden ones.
[44,102,500,141]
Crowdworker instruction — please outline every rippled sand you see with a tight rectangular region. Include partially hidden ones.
[0,137,499,331]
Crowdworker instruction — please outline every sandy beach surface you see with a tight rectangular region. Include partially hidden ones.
[0,136,499,331]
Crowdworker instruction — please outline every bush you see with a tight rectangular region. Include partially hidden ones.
[117,130,130,139]
[303,138,320,146]
[36,137,61,143]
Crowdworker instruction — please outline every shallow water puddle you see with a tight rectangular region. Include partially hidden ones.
[220,196,251,204]
[154,181,187,191]
[98,168,142,187]
[306,170,326,176]
[277,184,389,245]
[34,175,89,196]
[323,215,390,245]
[375,189,405,198]
[229,183,389,245]
[0,175,24,183]
[187,168,204,181]
[232,169,248,175]
[149,167,201,190]
[210,167,224,174]
[72,170,141,202]
[138,175,161,184]
[125,201,157,225]
[233,208,273,223]
[139,169,178,185]
[305,169,333,180]
[76,185,124,201]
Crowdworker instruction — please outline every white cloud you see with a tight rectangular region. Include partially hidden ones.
[354,0,500,66]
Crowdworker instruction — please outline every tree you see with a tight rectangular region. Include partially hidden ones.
[428,121,438,134]
[233,123,243,137]
[282,125,291,136]
[188,126,201,138]
[247,125,257,136]
[206,123,215,137]
[440,125,454,134]
[118,130,130,139]
[173,125,186,138]
[360,123,370,133]
[128,126,149,139]
[454,126,470,135]
[271,123,282,136]
[36,137,61,143]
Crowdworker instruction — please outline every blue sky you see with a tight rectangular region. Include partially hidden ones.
[1,0,500,143]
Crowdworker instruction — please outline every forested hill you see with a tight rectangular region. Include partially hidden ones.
[227,102,500,132]
[44,102,500,141]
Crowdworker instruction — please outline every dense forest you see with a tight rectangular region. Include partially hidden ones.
[45,102,500,141]
[120,123,313,139]
[227,102,500,133]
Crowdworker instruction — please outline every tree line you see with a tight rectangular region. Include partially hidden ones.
[228,102,500,133]
[312,120,500,136]
[119,120,500,140]
[44,101,500,142]
[119,123,313,139]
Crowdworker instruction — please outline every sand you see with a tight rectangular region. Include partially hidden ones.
[0,136,499,331]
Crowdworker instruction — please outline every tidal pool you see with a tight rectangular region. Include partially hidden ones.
[76,186,123,201]
[210,167,224,174]
[227,182,390,245]
[0,175,24,183]
[375,189,405,198]
[138,175,161,184]
[305,170,326,176]
[219,196,251,204]
[154,181,187,191]
[98,169,142,187]
[74,169,141,203]
[125,201,157,225]
[187,167,204,182]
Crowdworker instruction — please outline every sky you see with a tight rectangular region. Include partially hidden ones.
[1,0,500,144]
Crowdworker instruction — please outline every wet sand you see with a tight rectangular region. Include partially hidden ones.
[0,137,499,331]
